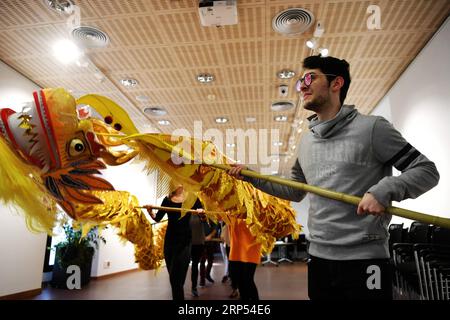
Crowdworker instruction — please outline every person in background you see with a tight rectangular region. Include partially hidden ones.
[220,220,239,298]
[145,186,203,300]
[219,220,230,283]
[199,216,217,286]
[189,212,205,297]
[228,216,261,300]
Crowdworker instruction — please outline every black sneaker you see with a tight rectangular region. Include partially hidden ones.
[191,288,199,297]
[199,280,205,287]
[206,275,215,283]
[221,276,228,283]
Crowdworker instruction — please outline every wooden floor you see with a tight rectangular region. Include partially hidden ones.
[31,258,309,300]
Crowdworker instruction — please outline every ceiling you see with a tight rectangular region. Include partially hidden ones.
[0,0,449,176]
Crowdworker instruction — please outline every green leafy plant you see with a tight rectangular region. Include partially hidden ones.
[54,224,106,269]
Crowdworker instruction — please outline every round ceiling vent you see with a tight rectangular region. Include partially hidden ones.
[271,101,295,112]
[272,8,315,36]
[71,26,110,48]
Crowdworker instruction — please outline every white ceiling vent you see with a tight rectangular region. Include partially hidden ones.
[272,8,315,36]
[71,26,110,48]
[199,0,238,27]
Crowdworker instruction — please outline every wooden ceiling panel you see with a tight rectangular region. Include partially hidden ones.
[170,43,222,68]
[92,15,166,47]
[124,46,179,70]
[85,0,155,17]
[0,0,448,175]
[214,5,265,41]
[0,0,65,29]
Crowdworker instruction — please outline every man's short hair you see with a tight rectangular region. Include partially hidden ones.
[302,55,351,105]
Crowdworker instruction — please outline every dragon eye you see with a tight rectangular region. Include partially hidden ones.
[69,139,86,157]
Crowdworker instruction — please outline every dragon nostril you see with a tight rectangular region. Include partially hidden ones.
[104,116,113,124]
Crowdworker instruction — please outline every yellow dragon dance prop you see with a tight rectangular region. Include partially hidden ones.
[0,88,301,270]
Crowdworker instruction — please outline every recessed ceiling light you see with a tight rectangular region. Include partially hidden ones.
[157,120,170,126]
[273,141,283,146]
[197,73,214,83]
[272,158,280,162]
[120,78,138,87]
[144,107,167,116]
[271,101,294,112]
[136,95,150,102]
[226,143,236,148]
[245,117,256,123]
[274,115,288,122]
[207,94,216,100]
[215,117,228,124]
[277,70,296,79]
[297,128,303,134]
[271,171,279,175]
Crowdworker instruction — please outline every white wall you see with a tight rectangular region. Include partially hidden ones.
[371,17,450,227]
[90,161,157,277]
[0,61,47,297]
[292,196,310,237]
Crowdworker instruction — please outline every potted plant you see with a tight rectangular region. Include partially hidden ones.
[51,224,106,289]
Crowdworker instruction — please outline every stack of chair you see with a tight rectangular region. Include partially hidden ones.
[390,222,450,300]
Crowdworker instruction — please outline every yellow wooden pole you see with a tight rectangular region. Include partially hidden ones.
[136,205,226,215]
[210,163,450,229]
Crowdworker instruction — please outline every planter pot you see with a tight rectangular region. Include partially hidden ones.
[51,246,94,289]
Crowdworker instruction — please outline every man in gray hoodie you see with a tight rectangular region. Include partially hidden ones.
[228,55,440,300]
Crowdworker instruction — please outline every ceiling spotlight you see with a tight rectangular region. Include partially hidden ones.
[46,0,74,14]
[226,143,236,148]
[157,120,170,126]
[215,117,228,124]
[277,69,296,79]
[197,73,214,83]
[274,115,288,122]
[306,38,317,49]
[273,141,283,146]
[120,78,139,87]
[144,107,167,116]
[319,47,329,57]
[245,117,256,123]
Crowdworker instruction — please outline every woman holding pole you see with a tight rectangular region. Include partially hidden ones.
[144,185,203,300]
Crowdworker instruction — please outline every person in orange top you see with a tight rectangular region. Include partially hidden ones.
[227,216,262,300]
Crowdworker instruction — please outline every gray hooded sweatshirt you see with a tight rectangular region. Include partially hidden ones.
[245,105,439,260]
